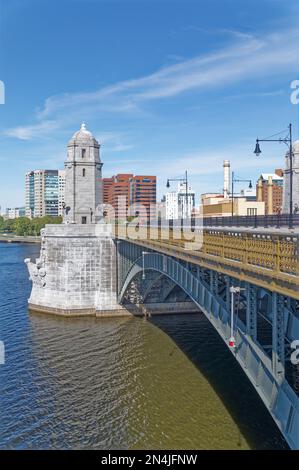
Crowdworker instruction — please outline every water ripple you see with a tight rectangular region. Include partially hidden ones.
[0,243,289,450]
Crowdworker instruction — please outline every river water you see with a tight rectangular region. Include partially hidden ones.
[0,243,288,450]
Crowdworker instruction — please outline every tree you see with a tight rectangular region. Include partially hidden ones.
[2,218,15,233]
[6,215,62,236]
[31,216,62,235]
[13,217,32,236]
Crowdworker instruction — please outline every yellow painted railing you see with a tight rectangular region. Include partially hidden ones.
[116,226,299,298]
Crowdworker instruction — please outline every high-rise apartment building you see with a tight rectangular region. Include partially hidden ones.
[130,175,156,217]
[103,174,132,219]
[25,169,65,218]
[103,177,114,204]
[25,171,35,218]
[103,173,156,219]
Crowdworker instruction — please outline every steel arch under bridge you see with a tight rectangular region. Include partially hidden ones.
[118,251,299,450]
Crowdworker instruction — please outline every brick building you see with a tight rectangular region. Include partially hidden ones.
[257,169,283,215]
[103,173,156,220]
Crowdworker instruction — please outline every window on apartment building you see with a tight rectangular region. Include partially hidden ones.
[82,168,86,177]
[82,149,86,158]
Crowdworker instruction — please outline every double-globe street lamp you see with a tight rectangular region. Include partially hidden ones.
[254,123,293,229]
[166,171,190,219]
[231,172,252,217]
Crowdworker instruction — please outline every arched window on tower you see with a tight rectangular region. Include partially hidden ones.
[82,149,86,158]
[82,168,86,177]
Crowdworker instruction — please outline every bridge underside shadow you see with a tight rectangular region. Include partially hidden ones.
[121,269,200,316]
[149,313,289,450]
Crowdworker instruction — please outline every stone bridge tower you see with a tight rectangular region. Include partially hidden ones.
[25,124,125,317]
[65,123,103,224]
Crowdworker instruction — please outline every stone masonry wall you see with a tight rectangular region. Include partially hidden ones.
[25,223,123,315]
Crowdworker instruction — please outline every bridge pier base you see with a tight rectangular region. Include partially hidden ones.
[25,223,126,317]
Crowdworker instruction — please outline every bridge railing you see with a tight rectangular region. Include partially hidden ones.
[201,229,299,276]
[116,224,299,299]
[202,214,299,229]
[118,225,299,275]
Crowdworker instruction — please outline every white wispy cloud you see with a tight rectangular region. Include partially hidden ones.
[4,120,60,140]
[102,142,284,199]
[104,143,283,180]
[4,27,299,140]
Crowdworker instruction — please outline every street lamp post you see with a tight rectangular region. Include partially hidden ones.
[166,171,190,219]
[254,123,293,229]
[231,172,252,217]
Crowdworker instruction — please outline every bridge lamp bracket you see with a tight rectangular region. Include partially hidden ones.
[229,286,245,349]
[142,251,149,280]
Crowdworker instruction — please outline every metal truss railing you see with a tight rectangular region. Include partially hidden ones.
[116,226,299,300]
[202,214,299,229]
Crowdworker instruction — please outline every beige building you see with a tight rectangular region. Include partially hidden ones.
[201,193,265,217]
[200,159,265,217]
[257,170,283,215]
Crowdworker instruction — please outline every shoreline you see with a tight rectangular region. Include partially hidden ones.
[0,235,41,244]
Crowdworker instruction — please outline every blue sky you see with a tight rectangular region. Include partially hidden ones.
[0,0,299,209]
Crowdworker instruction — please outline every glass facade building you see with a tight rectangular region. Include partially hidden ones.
[25,170,65,218]
[25,171,35,218]
[44,171,59,216]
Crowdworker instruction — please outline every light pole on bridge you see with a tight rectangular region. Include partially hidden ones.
[254,123,294,229]
[231,172,252,218]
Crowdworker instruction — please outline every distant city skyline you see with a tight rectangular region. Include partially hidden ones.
[0,0,299,209]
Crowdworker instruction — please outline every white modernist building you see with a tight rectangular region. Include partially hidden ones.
[283,140,299,214]
[5,207,25,219]
[165,182,195,220]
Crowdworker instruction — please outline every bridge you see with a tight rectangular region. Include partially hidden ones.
[24,124,299,450]
[115,224,299,450]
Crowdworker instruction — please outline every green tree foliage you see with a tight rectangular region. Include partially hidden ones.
[13,217,33,236]
[0,217,15,234]
[0,216,62,236]
[0,216,4,231]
